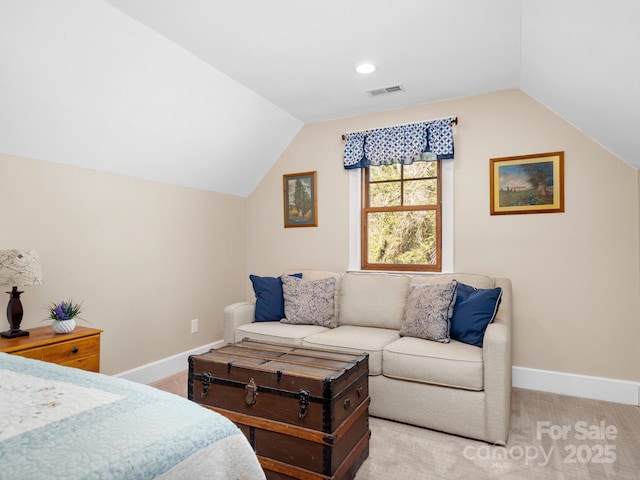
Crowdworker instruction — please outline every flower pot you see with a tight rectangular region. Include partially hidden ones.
[51,318,76,334]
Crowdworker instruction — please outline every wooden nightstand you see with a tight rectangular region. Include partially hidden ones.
[0,325,102,372]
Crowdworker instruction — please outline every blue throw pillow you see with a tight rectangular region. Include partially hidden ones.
[250,274,302,322]
[450,282,502,347]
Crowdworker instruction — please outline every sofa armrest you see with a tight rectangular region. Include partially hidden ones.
[482,320,512,444]
[223,302,255,344]
[483,320,511,387]
[482,277,512,445]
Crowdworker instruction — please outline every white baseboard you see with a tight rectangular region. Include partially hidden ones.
[115,340,224,384]
[512,366,640,406]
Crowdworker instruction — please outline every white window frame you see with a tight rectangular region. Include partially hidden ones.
[348,160,454,273]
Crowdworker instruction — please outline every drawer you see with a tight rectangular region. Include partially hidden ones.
[62,354,100,372]
[11,347,44,361]
[42,335,100,365]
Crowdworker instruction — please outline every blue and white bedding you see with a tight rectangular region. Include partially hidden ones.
[0,352,265,480]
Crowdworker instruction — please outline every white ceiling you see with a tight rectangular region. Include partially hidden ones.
[104,0,523,123]
[1,1,639,197]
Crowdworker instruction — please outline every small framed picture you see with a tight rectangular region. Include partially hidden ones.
[283,171,318,227]
[490,152,564,215]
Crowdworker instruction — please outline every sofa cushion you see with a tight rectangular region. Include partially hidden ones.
[411,273,495,289]
[400,281,457,343]
[302,325,400,376]
[383,336,484,390]
[281,276,337,327]
[236,322,330,346]
[339,273,410,330]
[451,283,503,347]
[249,273,302,322]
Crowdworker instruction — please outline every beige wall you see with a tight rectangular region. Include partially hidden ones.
[3,88,638,383]
[248,89,640,383]
[0,153,247,374]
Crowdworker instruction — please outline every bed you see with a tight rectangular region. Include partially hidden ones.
[0,352,266,480]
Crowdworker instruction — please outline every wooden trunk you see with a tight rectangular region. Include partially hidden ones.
[188,339,370,480]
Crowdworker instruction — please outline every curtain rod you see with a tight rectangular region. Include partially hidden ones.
[341,116,458,141]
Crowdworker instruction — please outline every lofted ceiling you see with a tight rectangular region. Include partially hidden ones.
[1,0,639,197]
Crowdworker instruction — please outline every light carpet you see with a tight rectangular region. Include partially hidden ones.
[151,373,640,479]
[355,389,639,479]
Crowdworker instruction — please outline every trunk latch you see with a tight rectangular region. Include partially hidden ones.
[298,389,310,418]
[245,378,258,405]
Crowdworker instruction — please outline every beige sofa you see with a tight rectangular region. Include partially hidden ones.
[223,270,512,445]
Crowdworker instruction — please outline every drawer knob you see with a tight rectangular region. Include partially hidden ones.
[71,347,79,354]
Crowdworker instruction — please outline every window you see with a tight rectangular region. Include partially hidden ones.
[361,161,442,272]
[343,117,455,273]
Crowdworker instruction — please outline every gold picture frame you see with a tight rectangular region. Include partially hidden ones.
[490,151,564,215]
[283,171,318,227]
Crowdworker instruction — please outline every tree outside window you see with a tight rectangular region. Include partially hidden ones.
[361,161,442,271]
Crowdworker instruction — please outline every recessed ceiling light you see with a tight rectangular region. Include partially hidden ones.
[356,63,376,74]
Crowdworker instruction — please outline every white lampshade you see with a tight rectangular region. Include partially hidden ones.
[0,250,44,287]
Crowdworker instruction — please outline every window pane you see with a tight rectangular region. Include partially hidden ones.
[369,182,401,207]
[370,164,400,182]
[366,210,437,265]
[404,161,437,179]
[403,179,438,205]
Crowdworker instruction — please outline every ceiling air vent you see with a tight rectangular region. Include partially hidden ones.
[366,84,405,96]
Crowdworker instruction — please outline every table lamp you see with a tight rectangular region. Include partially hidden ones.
[0,249,43,338]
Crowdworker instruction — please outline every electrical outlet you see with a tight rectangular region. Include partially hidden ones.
[190,318,198,334]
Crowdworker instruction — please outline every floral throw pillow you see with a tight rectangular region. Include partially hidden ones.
[400,281,458,343]
[281,276,337,328]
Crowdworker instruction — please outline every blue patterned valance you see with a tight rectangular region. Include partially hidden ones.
[343,118,455,169]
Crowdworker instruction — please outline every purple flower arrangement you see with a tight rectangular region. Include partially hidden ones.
[48,300,82,321]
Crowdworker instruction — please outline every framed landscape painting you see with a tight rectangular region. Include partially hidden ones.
[283,171,317,227]
[490,152,564,215]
